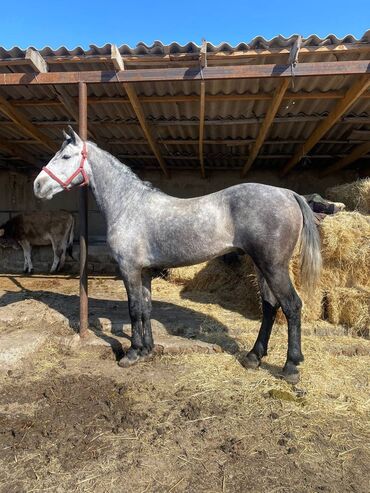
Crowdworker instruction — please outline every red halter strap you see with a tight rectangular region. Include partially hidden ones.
[42,143,89,191]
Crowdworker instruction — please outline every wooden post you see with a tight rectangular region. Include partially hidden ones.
[78,82,89,338]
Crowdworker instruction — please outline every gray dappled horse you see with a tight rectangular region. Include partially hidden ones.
[34,127,322,384]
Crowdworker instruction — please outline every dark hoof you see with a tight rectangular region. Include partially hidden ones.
[118,349,140,368]
[281,363,300,385]
[240,351,261,370]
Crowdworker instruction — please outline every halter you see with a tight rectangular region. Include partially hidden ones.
[42,142,89,190]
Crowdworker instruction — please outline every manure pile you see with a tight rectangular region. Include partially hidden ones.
[168,180,370,335]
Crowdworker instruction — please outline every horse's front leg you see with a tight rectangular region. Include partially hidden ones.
[141,269,154,358]
[119,269,144,367]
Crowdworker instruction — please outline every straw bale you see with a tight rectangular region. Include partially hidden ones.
[167,211,369,330]
[326,287,369,336]
[325,178,370,214]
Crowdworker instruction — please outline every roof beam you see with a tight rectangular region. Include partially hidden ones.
[0,94,58,152]
[320,140,370,176]
[1,60,369,86]
[6,90,370,108]
[25,48,48,73]
[281,75,370,176]
[111,45,169,178]
[199,40,207,178]
[1,42,369,68]
[241,79,290,176]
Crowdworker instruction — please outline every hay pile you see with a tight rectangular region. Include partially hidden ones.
[167,212,370,334]
[325,178,370,214]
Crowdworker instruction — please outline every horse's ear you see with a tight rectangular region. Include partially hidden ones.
[67,125,82,145]
[62,129,69,140]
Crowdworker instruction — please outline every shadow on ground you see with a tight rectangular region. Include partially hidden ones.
[0,282,242,357]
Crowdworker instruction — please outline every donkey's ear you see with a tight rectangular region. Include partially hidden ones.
[67,125,82,145]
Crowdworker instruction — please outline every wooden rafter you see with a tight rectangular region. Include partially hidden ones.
[0,94,57,152]
[25,48,48,73]
[320,140,370,176]
[241,79,289,176]
[110,45,169,177]
[24,48,96,142]
[281,75,370,176]
[0,60,369,86]
[199,40,207,178]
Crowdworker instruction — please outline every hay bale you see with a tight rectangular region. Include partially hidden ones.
[183,256,261,319]
[166,211,369,331]
[319,212,370,287]
[325,178,370,214]
[326,287,369,336]
[166,263,206,284]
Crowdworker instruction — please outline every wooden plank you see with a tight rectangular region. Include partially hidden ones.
[110,44,168,176]
[320,140,370,176]
[111,44,125,71]
[124,84,169,177]
[0,94,58,152]
[241,79,289,176]
[25,48,48,73]
[0,60,369,85]
[281,75,370,176]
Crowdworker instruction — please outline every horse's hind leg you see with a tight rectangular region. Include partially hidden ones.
[141,269,154,358]
[242,268,279,369]
[119,269,145,367]
[261,264,303,384]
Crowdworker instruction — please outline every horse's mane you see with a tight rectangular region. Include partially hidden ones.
[88,141,160,193]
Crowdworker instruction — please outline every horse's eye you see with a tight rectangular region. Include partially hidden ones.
[62,155,70,160]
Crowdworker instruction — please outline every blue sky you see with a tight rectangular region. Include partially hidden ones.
[1,0,369,49]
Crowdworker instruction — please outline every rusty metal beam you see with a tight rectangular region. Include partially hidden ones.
[0,60,369,85]
[78,82,89,338]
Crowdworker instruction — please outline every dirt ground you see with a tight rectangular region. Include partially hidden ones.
[0,274,369,493]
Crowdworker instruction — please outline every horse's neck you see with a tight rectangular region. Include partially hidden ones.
[87,144,145,225]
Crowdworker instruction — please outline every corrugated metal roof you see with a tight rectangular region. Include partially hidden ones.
[1,31,370,57]
[0,32,370,174]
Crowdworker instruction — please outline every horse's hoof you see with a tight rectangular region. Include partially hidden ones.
[240,351,260,370]
[118,350,140,368]
[118,356,138,368]
[281,364,300,385]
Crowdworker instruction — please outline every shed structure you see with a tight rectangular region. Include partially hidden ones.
[0,32,369,333]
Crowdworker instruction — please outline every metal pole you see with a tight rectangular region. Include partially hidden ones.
[78,81,89,337]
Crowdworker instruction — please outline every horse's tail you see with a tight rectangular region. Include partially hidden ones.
[293,193,322,292]
[66,214,75,259]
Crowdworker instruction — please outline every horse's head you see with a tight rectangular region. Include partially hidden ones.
[34,126,88,200]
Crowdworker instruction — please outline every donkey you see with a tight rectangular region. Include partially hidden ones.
[33,127,322,384]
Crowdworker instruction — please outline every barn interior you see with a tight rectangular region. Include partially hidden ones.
[0,33,369,240]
